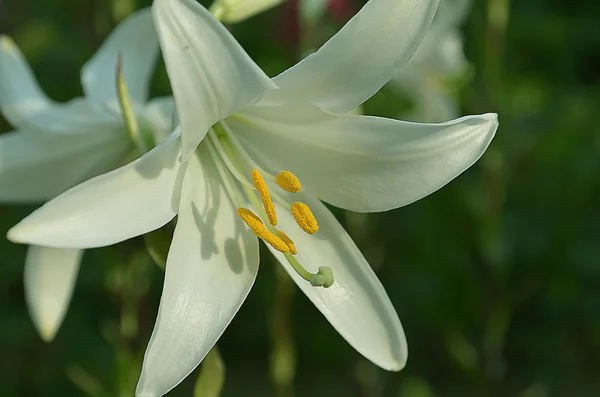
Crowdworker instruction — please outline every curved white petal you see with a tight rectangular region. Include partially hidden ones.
[263,0,440,113]
[0,36,50,126]
[0,36,118,132]
[142,96,176,143]
[136,146,259,397]
[81,8,159,104]
[152,0,276,158]
[266,193,406,370]
[0,129,128,202]
[230,104,498,212]
[24,245,83,341]
[7,131,184,249]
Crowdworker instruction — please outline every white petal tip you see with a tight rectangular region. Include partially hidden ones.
[38,323,58,342]
[6,224,30,245]
[6,226,23,243]
[483,112,499,122]
[388,357,408,372]
[0,35,15,50]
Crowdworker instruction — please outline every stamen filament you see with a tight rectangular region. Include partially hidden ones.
[214,126,290,210]
[207,130,253,190]
[216,121,275,181]
[205,138,246,209]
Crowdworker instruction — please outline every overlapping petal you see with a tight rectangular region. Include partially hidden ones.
[7,131,184,248]
[136,147,259,397]
[24,246,83,341]
[266,193,407,370]
[0,36,51,126]
[230,103,498,212]
[263,0,440,113]
[0,129,128,202]
[151,0,276,158]
[0,36,120,132]
[81,8,159,104]
[142,96,176,143]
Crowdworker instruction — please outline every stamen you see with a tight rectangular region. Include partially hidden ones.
[251,169,278,226]
[276,171,302,193]
[236,208,289,252]
[291,202,319,234]
[277,230,297,255]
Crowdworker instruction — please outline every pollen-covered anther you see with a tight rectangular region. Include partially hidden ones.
[251,169,278,226]
[276,170,302,193]
[291,202,319,234]
[277,230,297,255]
[237,208,289,253]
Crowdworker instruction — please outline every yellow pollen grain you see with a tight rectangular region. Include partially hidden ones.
[237,208,289,253]
[291,202,319,234]
[251,169,278,226]
[277,230,297,255]
[276,170,302,193]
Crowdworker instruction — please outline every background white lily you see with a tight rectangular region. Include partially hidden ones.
[390,0,472,122]
[8,0,498,395]
[0,8,174,341]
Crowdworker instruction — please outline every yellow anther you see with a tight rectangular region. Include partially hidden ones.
[237,208,289,253]
[251,169,278,226]
[277,230,297,255]
[291,202,319,234]
[276,170,302,193]
[260,230,290,253]
[236,208,265,235]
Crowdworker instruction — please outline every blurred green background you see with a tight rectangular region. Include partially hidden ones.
[1,0,599,396]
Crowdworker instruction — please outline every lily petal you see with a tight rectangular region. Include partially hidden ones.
[81,8,159,104]
[24,245,82,341]
[152,0,276,158]
[0,36,119,132]
[136,147,259,397]
[142,96,176,143]
[230,104,498,212]
[0,129,128,202]
[0,36,52,127]
[263,0,440,113]
[7,131,184,249]
[267,193,407,370]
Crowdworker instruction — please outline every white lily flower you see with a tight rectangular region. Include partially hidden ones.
[8,0,498,395]
[0,8,174,341]
[391,0,472,122]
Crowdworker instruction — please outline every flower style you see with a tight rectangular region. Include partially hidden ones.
[0,8,174,341]
[390,0,472,122]
[8,0,498,395]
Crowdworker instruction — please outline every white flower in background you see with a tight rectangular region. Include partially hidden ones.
[210,0,285,23]
[8,0,498,395]
[0,8,174,341]
[390,0,472,122]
